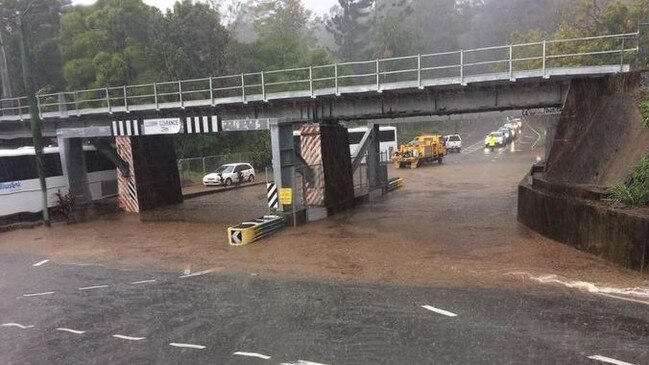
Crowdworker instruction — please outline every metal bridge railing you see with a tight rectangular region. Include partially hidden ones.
[0,32,640,121]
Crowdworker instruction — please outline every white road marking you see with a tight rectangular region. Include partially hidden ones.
[23,291,55,297]
[33,259,50,267]
[169,342,206,349]
[1,323,34,329]
[113,334,146,341]
[421,305,458,317]
[588,355,636,365]
[233,351,271,360]
[79,285,109,291]
[179,268,217,278]
[526,122,543,149]
[281,361,331,365]
[131,280,156,285]
[56,328,86,335]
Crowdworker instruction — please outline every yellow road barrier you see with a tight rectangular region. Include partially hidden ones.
[228,215,285,246]
[387,177,405,192]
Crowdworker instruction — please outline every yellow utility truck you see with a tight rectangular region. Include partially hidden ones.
[392,134,447,169]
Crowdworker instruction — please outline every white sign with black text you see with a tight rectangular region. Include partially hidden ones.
[143,118,182,135]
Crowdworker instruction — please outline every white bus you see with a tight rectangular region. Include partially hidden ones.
[293,126,398,162]
[0,146,118,219]
[348,126,398,162]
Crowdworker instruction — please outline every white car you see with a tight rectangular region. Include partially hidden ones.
[203,163,255,187]
[443,134,462,152]
[504,122,520,133]
[508,117,523,129]
[485,132,506,147]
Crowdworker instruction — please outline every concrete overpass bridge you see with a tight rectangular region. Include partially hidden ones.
[0,32,642,220]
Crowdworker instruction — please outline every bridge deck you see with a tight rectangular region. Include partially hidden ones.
[0,31,639,123]
[0,65,630,123]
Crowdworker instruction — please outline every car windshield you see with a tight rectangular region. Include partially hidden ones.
[215,165,235,173]
[492,133,503,137]
[449,136,461,142]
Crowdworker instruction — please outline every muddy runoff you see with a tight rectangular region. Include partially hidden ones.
[1,135,647,294]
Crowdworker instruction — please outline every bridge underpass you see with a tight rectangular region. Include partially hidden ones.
[0,31,640,222]
[3,32,649,365]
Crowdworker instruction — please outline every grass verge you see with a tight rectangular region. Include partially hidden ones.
[606,156,649,206]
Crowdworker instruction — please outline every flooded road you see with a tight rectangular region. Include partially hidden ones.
[2,118,649,364]
[0,118,646,292]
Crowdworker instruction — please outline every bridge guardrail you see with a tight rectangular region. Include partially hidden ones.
[0,32,640,121]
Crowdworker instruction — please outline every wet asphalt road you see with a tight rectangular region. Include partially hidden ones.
[1,252,648,365]
[2,119,648,364]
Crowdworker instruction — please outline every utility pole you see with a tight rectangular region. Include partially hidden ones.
[0,31,12,100]
[17,1,50,227]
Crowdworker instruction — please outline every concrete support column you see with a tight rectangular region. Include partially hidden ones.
[366,124,381,189]
[57,135,91,206]
[270,122,296,212]
[115,135,183,213]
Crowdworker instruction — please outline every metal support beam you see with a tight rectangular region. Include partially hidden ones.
[365,124,382,190]
[90,137,130,177]
[351,124,377,173]
[294,152,315,186]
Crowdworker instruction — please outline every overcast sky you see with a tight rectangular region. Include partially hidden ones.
[72,0,338,15]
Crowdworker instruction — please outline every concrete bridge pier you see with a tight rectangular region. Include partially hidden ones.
[56,135,92,207]
[115,135,183,213]
[272,121,356,223]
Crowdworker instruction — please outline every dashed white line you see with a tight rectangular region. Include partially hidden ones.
[169,342,206,350]
[421,305,458,317]
[79,285,109,291]
[33,259,50,267]
[526,122,543,149]
[1,323,34,329]
[113,334,146,341]
[588,355,636,365]
[179,268,217,278]
[130,279,156,285]
[56,328,86,335]
[23,291,55,297]
[233,352,271,360]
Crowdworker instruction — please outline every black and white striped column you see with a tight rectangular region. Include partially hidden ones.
[267,183,279,210]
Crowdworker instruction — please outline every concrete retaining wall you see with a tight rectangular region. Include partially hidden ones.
[518,72,649,270]
[519,179,649,270]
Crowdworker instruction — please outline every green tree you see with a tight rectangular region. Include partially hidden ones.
[0,0,68,96]
[511,0,649,68]
[58,0,161,89]
[326,0,376,61]
[371,14,416,58]
[148,0,231,81]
